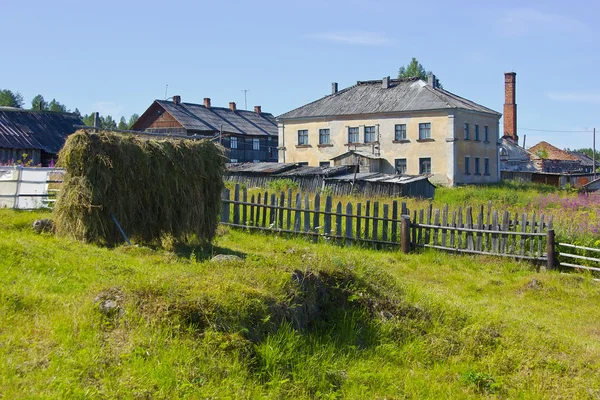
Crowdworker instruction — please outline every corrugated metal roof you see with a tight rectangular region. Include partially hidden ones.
[156,100,277,137]
[325,172,430,185]
[226,162,296,174]
[0,108,83,153]
[278,78,501,119]
[571,151,595,166]
[278,165,355,177]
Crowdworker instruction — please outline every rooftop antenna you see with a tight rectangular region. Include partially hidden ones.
[164,84,168,100]
[241,89,249,110]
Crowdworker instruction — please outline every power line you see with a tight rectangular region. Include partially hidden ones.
[519,127,591,133]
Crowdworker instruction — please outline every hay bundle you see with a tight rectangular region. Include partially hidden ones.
[54,130,225,245]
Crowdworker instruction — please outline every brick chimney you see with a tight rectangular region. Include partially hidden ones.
[504,72,518,142]
[203,98,211,108]
[173,95,181,105]
[332,82,338,94]
[229,102,237,112]
[254,105,262,114]
[427,73,437,88]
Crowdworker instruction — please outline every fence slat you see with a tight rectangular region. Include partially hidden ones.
[457,207,463,249]
[412,210,417,246]
[336,202,342,244]
[270,194,276,227]
[530,212,536,257]
[365,201,371,240]
[313,193,320,242]
[466,207,474,250]
[250,194,255,225]
[491,210,498,253]
[221,188,230,223]
[424,205,432,245]
[520,213,527,255]
[233,184,240,225]
[303,193,310,233]
[450,210,456,248]
[501,210,509,253]
[262,191,268,228]
[383,204,389,243]
[486,201,492,252]
[346,203,353,245]
[294,193,302,232]
[476,206,483,252]
[279,191,285,229]
[324,196,332,236]
[372,202,379,248]
[391,201,398,243]
[538,213,545,257]
[433,209,440,246]
[286,189,292,231]
[243,187,248,226]
[442,204,448,247]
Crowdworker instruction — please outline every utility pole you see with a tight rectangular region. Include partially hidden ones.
[241,89,249,110]
[594,128,596,180]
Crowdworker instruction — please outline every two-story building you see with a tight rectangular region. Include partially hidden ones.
[132,96,278,163]
[277,76,501,186]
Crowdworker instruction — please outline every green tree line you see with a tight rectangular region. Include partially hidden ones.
[1,89,139,130]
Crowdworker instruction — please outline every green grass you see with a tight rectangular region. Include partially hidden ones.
[1,209,600,398]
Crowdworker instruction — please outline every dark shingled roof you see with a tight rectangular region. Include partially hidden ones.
[155,100,278,137]
[0,108,83,153]
[278,78,501,119]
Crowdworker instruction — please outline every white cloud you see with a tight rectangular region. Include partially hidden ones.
[308,31,393,46]
[547,92,600,104]
[90,101,125,118]
[498,8,588,38]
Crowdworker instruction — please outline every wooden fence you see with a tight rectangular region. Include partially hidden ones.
[220,184,557,269]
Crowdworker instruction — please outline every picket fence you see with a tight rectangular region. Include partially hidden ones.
[220,184,559,270]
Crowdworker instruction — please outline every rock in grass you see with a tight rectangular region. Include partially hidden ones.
[32,219,55,234]
[211,254,242,262]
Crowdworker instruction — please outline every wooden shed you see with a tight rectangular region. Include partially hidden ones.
[324,173,435,199]
[331,150,383,173]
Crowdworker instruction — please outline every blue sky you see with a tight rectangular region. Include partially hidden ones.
[2,0,599,149]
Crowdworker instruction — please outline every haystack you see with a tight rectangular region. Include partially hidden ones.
[54,130,225,245]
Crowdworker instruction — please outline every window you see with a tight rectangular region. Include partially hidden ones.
[474,157,480,175]
[484,126,489,142]
[319,161,331,167]
[419,157,431,174]
[464,123,470,140]
[394,124,407,141]
[319,129,330,145]
[252,138,260,150]
[364,126,376,143]
[230,136,238,149]
[464,156,470,174]
[230,158,238,163]
[395,158,407,174]
[475,125,480,141]
[484,158,490,175]
[348,127,359,143]
[298,129,308,145]
[419,123,431,139]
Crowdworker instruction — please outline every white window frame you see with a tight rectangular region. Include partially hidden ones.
[252,138,260,150]
[394,124,407,141]
[298,130,309,145]
[348,127,359,143]
[230,136,238,149]
[419,157,431,174]
[419,123,431,140]
[364,126,376,143]
[395,158,407,174]
[319,129,330,145]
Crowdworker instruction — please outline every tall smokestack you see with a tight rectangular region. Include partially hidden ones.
[504,72,517,142]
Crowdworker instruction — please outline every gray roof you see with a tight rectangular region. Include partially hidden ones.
[0,108,83,153]
[278,78,501,120]
[325,172,432,185]
[156,100,277,137]
[571,151,595,166]
[331,149,384,160]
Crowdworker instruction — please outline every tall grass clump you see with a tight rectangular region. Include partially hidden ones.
[53,130,225,245]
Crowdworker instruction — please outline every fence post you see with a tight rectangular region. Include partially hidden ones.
[401,215,411,254]
[221,188,230,223]
[546,229,555,271]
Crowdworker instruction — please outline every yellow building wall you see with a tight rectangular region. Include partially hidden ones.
[278,110,501,186]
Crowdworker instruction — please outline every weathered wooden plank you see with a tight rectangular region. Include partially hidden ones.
[286,189,292,231]
[424,204,432,245]
[303,193,310,232]
[294,193,302,232]
[336,202,342,244]
[356,203,362,241]
[278,191,284,228]
[232,185,240,225]
[324,195,332,236]
[466,206,474,250]
[457,207,463,249]
[382,204,389,243]
[269,194,276,226]
[221,188,230,223]
[243,187,248,226]
[441,204,448,247]
[313,193,320,242]
[255,193,261,227]
[486,201,492,252]
[262,191,268,228]
[491,210,498,253]
[509,212,517,254]
[501,211,509,253]
[249,194,255,225]
[432,209,439,246]
[412,210,417,246]
[391,201,398,243]
[372,202,379,248]
[418,209,424,245]
[365,201,371,240]
[450,210,456,248]
[530,212,536,256]
[476,206,483,252]
[520,213,527,255]
[346,202,353,245]
[538,214,545,257]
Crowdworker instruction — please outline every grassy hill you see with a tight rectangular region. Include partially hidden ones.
[1,209,600,398]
